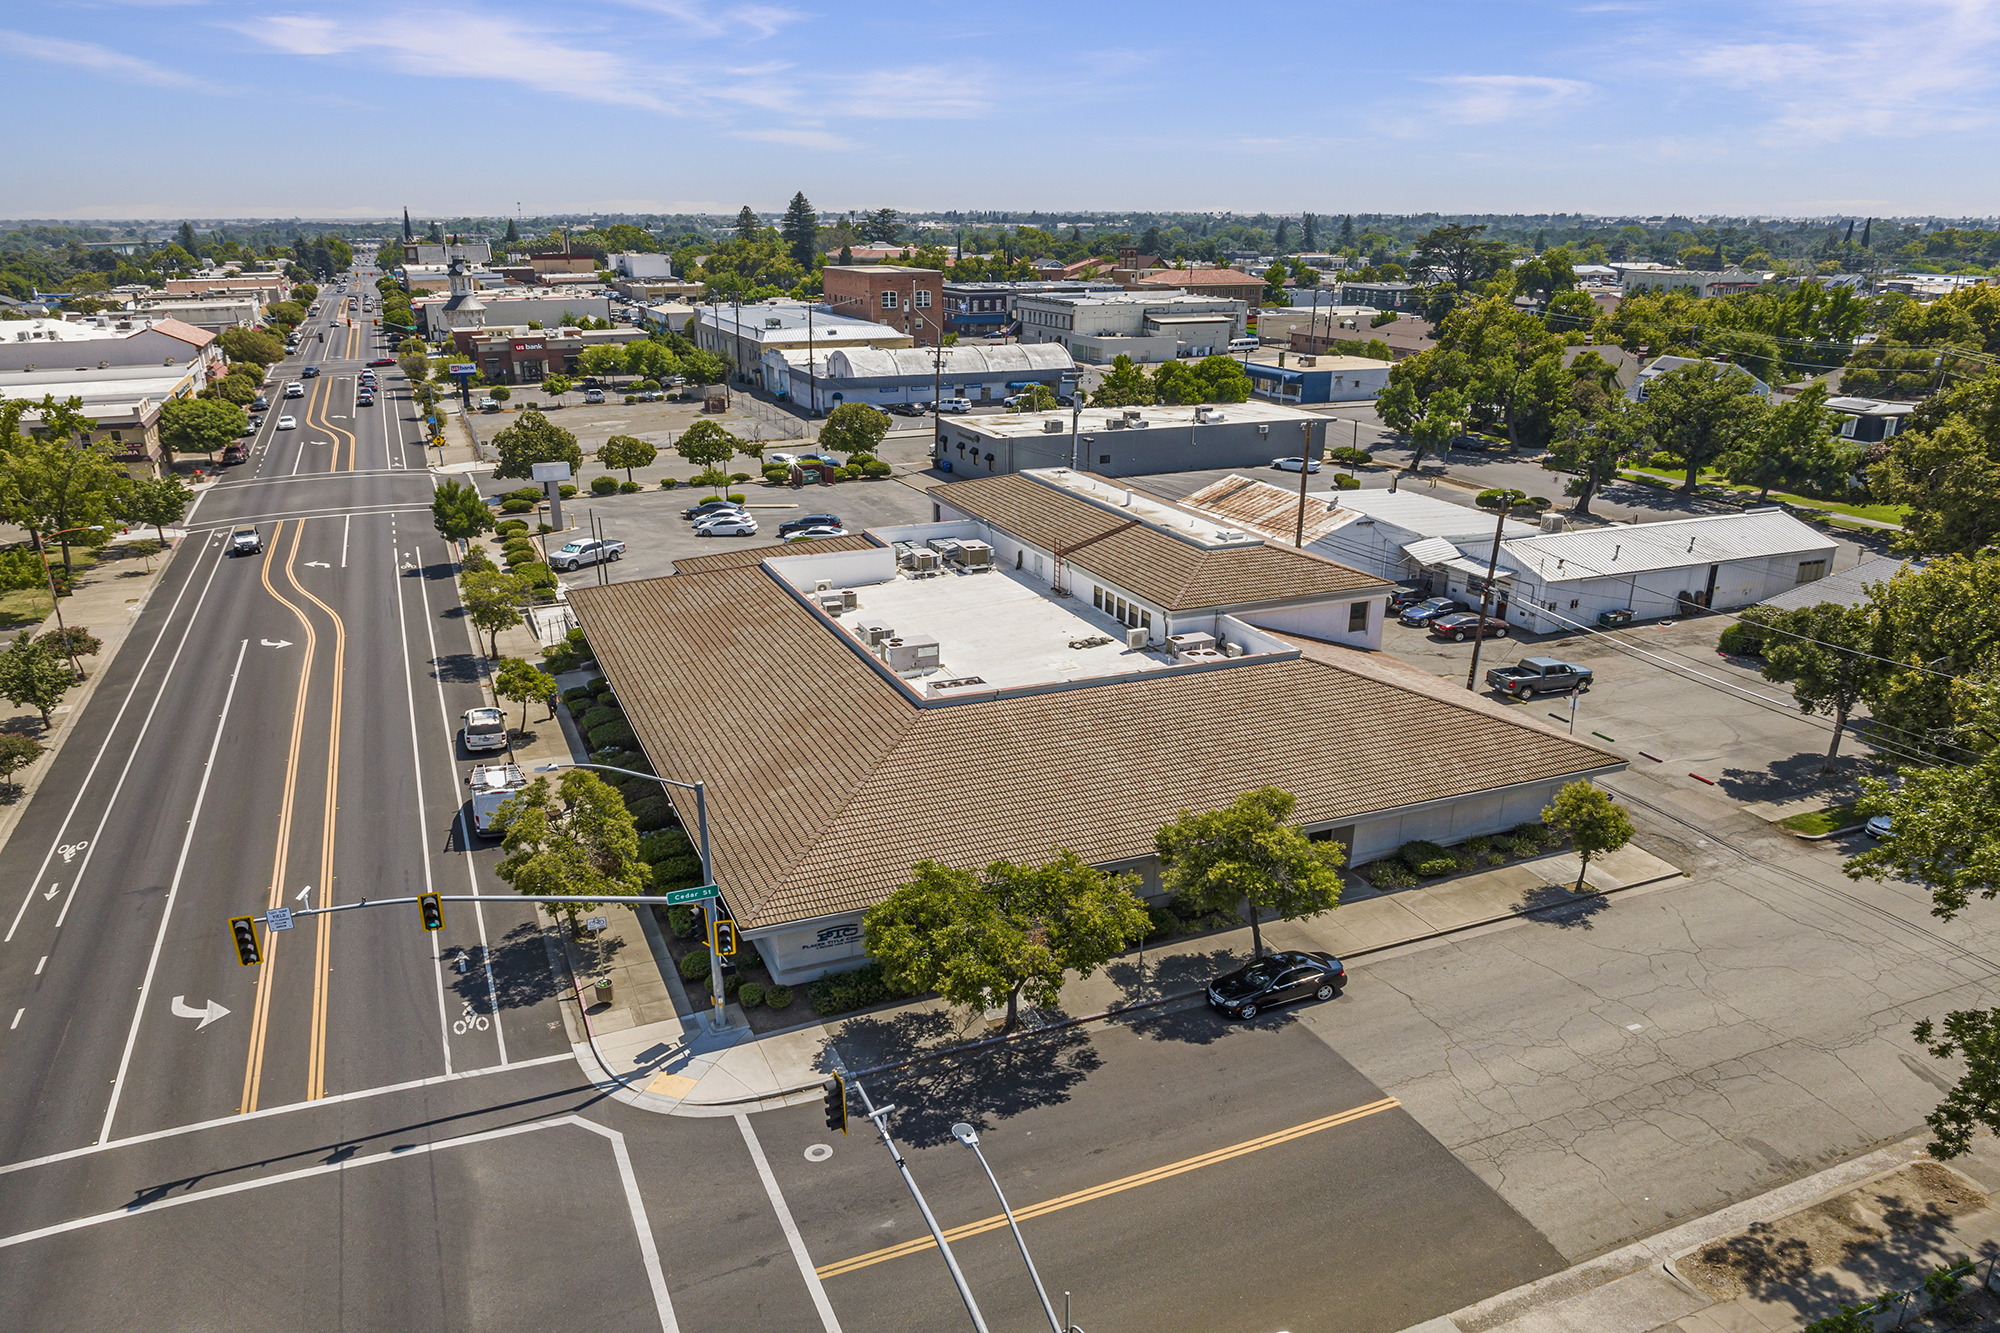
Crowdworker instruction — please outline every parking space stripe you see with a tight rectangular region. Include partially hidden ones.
[814,1096,1400,1279]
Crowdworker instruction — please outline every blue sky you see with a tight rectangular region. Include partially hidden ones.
[7,0,1999,220]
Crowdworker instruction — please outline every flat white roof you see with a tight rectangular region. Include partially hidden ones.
[1501,508,1836,582]
[1319,488,1540,543]
[955,398,1315,441]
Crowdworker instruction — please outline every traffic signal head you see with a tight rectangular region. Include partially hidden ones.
[418,892,445,932]
[713,919,737,957]
[822,1076,848,1135]
[230,915,262,966]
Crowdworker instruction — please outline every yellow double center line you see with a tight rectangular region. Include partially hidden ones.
[304,364,359,473]
[238,518,348,1111]
[814,1096,1400,1280]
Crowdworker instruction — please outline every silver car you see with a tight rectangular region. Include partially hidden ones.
[462,706,508,752]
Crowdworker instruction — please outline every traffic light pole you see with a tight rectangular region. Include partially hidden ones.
[849,1075,991,1333]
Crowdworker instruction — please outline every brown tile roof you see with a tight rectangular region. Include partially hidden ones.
[670,531,875,575]
[570,561,1624,934]
[146,317,215,347]
[935,473,1388,610]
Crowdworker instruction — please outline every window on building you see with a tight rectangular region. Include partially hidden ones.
[914,290,931,309]
[1115,596,1127,622]
[1797,559,1828,584]
[1093,587,1103,610]
[1140,609,1151,630]
[1348,601,1369,633]
[881,291,898,310]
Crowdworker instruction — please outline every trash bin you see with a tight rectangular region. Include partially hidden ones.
[594,977,614,1006]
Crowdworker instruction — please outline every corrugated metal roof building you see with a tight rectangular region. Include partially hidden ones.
[1497,508,1839,633]
[762,342,1075,413]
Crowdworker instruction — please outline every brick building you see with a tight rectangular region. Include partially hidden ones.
[822,265,945,346]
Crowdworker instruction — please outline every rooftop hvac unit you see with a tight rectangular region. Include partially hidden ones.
[902,548,939,571]
[1222,642,1245,658]
[1041,419,1065,433]
[1105,417,1127,429]
[1125,627,1147,650]
[925,675,987,698]
[1539,513,1568,534]
[856,620,894,646]
[1123,409,1143,421]
[954,540,992,567]
[819,593,847,614]
[815,578,833,593]
[882,635,941,675]
[1167,631,1216,658]
[1178,647,1226,663]
[1298,355,1316,367]
[926,538,962,556]
[1128,418,1150,428]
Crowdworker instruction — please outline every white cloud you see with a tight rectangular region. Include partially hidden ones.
[3,30,219,89]
[235,11,672,110]
[1422,74,1595,124]
[609,0,808,39]
[730,127,853,149]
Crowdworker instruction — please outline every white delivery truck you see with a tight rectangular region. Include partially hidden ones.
[466,762,529,837]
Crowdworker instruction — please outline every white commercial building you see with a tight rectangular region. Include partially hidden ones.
[690,301,914,382]
[609,252,673,279]
[1496,509,1840,633]
[1014,291,1247,364]
[761,343,1075,413]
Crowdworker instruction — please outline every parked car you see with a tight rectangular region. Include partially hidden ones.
[461,706,508,752]
[368,357,396,367]
[479,397,499,412]
[285,382,305,398]
[934,398,973,413]
[777,513,841,537]
[1270,457,1321,473]
[229,526,263,556]
[1484,657,1593,697]
[276,415,297,430]
[635,389,665,402]
[766,452,800,468]
[1865,813,1893,838]
[583,388,605,404]
[1207,951,1346,1020]
[252,395,270,411]
[683,499,746,521]
[1398,597,1464,627]
[549,537,625,571]
[1430,611,1508,642]
[887,402,926,416]
[695,514,758,537]
[1388,588,1431,612]
[221,443,248,465]
[784,526,848,542]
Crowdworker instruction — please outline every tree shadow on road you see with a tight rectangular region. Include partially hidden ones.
[1716,750,1874,805]
[431,650,483,685]
[1512,881,1609,929]
[860,1023,1104,1149]
[452,919,576,1011]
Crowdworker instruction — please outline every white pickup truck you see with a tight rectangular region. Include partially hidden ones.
[466,762,529,838]
[548,537,625,571]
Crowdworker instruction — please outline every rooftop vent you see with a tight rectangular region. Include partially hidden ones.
[1041,419,1064,433]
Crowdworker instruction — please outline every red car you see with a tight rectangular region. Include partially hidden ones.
[367,357,396,367]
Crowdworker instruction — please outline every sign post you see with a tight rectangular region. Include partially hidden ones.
[531,459,571,531]
[449,362,476,409]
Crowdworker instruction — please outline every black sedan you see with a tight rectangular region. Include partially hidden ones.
[683,499,746,521]
[778,512,841,537]
[1398,596,1465,627]
[1430,611,1507,642]
[1207,950,1346,1020]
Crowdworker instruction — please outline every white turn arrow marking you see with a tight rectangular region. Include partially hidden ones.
[304,561,330,568]
[170,996,231,1030]
[261,639,293,648]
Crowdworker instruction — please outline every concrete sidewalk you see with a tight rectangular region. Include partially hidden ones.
[1398,1132,2000,1333]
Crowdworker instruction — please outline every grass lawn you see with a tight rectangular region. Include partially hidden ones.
[1778,802,1863,835]
[1617,464,1908,525]
[0,547,104,631]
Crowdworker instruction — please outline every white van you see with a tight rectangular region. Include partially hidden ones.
[1227,337,1259,353]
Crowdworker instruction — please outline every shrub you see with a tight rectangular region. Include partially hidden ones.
[578,705,620,733]
[561,684,595,704]
[722,972,740,997]
[1466,836,1491,855]
[837,465,862,480]
[862,459,893,478]
[808,960,909,1016]
[509,487,542,501]
[660,477,678,489]
[536,523,555,535]
[620,480,641,493]
[1334,473,1360,490]
[1412,854,1460,877]
[679,948,711,981]
[1719,607,1779,657]
[1328,446,1373,466]
[558,484,578,498]
[766,985,793,1010]
[729,472,753,484]
[1647,450,1682,469]
[625,394,637,405]
[503,537,538,556]
[1364,860,1417,890]
[763,466,789,483]
[497,519,529,537]
[666,904,698,938]
[591,475,619,495]
[1397,839,1449,870]
[587,676,608,693]
[588,718,637,751]
[739,981,765,1007]
[725,492,746,503]
[1143,901,1179,940]
[626,794,673,831]
[500,498,534,514]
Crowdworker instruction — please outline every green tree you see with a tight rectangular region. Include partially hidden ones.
[1089,354,1153,408]
[1540,781,1633,892]
[1261,264,1290,306]
[493,656,558,734]
[460,568,524,658]
[1192,355,1253,404]
[780,191,820,271]
[504,218,520,244]
[113,474,192,544]
[1861,552,2000,762]
[177,220,197,252]
[1012,383,1058,412]
[0,732,42,792]
[1547,368,1639,516]
[863,852,1148,1031]
[489,385,511,405]
[491,409,583,480]
[598,434,658,483]
[861,208,900,245]
[1154,786,1345,958]
[1870,377,2000,556]
[733,206,761,243]
[577,344,626,381]
[541,373,572,404]
[212,373,258,406]
[1721,383,1857,502]
[431,477,495,543]
[0,397,124,577]
[218,327,285,366]
[493,770,647,934]
[398,351,431,385]
[1412,222,1511,290]
[624,340,681,382]
[1759,602,1876,775]
[681,347,729,386]
[1436,297,1569,447]
[673,418,740,475]
[817,403,890,459]
[0,634,76,727]
[1639,360,1768,492]
[158,397,246,460]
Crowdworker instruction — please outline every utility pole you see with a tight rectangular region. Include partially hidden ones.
[1464,489,1538,692]
[1294,419,1316,547]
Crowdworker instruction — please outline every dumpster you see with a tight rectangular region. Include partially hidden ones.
[1598,608,1634,627]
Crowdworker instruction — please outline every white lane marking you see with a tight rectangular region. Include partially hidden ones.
[41,886,56,902]
[8,1009,19,1030]
[304,560,330,568]
[389,531,457,1077]
[0,1052,571,1178]
[574,1118,681,1333]
[169,996,230,1030]
[99,638,250,1144]
[260,638,292,648]
[33,957,45,976]
[189,503,428,531]
[737,1112,844,1333]
[412,530,506,1064]
[341,513,350,568]
[4,539,227,943]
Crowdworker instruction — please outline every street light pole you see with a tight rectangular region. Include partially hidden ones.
[951,1123,1063,1333]
[850,1080,990,1333]
[536,760,725,1030]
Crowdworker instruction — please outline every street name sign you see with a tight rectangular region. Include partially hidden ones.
[664,884,719,904]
